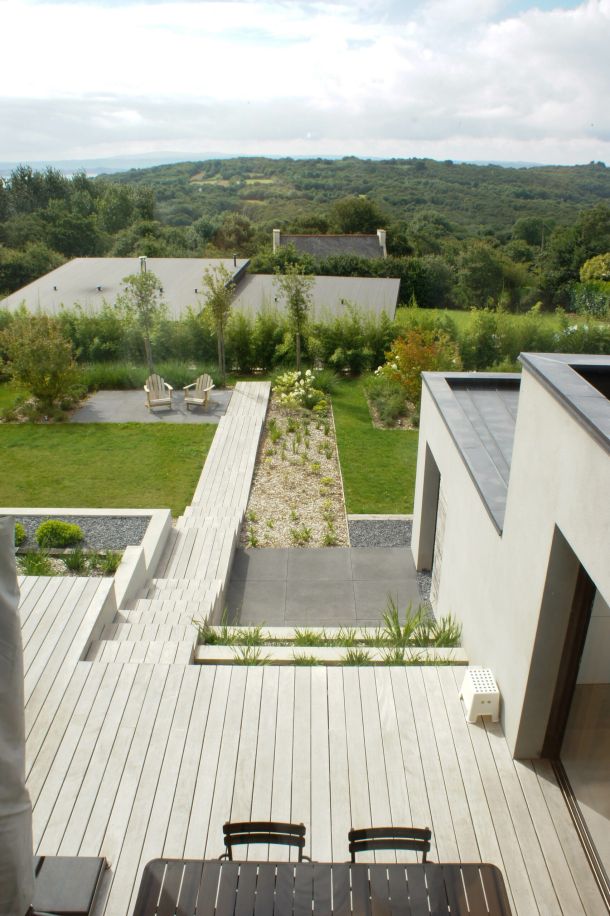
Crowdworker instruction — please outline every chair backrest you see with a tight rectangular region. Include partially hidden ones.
[146,373,165,393]
[196,373,213,395]
[221,821,309,861]
[348,826,432,862]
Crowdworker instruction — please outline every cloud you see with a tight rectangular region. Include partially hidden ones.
[0,0,608,163]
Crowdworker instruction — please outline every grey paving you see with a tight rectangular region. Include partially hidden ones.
[70,388,232,424]
[226,546,424,627]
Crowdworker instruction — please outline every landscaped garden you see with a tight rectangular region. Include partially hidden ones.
[1,300,608,519]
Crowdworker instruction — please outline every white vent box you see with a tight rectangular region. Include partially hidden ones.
[460,668,500,723]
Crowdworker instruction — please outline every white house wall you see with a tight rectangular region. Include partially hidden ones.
[412,364,610,758]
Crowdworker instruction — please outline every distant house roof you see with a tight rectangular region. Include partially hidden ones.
[231,274,399,320]
[273,229,387,259]
[0,257,249,320]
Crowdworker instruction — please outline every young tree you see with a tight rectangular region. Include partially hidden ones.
[115,269,167,373]
[0,312,78,411]
[202,264,235,385]
[274,266,314,371]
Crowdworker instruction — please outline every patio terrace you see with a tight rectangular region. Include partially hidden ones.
[13,381,608,916]
[21,576,607,916]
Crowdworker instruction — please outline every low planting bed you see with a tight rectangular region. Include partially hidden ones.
[195,604,465,667]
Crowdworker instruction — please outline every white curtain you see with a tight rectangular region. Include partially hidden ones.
[0,517,34,916]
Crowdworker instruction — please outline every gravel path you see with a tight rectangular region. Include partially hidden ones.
[348,518,412,548]
[11,514,150,550]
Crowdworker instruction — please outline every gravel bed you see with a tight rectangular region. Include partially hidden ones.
[417,571,432,611]
[10,514,150,550]
[240,397,348,548]
[348,518,412,548]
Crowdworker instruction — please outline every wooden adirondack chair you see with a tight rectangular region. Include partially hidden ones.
[183,373,215,411]
[144,373,173,410]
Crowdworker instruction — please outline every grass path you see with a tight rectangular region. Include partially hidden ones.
[0,423,215,516]
[332,380,418,514]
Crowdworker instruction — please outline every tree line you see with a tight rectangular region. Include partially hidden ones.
[1,159,610,315]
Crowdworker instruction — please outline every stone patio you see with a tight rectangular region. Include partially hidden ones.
[70,388,232,424]
[227,546,423,626]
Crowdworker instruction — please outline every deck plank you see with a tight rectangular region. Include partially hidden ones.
[229,666,264,824]
[327,668,351,863]
[102,665,185,916]
[79,663,155,857]
[205,666,249,861]
[310,667,332,863]
[163,666,217,858]
[405,667,459,861]
[270,666,295,858]
[183,665,232,859]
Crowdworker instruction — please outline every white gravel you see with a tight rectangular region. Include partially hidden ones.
[240,397,349,548]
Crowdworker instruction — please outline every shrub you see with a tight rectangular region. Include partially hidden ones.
[35,519,83,548]
[0,311,80,410]
[63,548,87,573]
[376,329,462,406]
[98,550,122,575]
[18,550,56,576]
[14,522,26,546]
[362,374,408,427]
[273,369,327,411]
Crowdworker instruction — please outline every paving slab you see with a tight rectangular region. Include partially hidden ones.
[70,388,232,424]
[227,546,424,626]
[285,580,356,625]
[286,547,353,581]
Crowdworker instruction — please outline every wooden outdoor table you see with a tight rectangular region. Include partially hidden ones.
[132,858,513,915]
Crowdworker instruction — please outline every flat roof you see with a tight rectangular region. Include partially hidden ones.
[231,274,400,320]
[520,353,610,453]
[423,373,521,533]
[0,257,249,320]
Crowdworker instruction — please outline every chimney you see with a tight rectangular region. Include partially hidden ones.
[272,229,281,253]
[377,229,387,258]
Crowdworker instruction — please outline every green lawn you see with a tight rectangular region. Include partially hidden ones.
[0,424,216,516]
[332,381,419,514]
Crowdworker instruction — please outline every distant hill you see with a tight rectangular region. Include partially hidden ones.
[101,156,610,236]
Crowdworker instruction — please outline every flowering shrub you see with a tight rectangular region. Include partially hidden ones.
[376,330,462,406]
[273,369,327,411]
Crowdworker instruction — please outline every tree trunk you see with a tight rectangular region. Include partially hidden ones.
[143,336,154,375]
[295,332,301,372]
[218,332,225,386]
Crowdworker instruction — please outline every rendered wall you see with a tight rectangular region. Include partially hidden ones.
[411,366,610,757]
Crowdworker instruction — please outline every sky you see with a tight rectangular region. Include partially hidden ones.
[1,0,609,165]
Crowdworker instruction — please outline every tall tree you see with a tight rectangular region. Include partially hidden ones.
[274,266,314,371]
[202,264,235,385]
[115,268,167,373]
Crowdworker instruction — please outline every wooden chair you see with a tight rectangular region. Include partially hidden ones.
[183,373,215,411]
[220,821,311,861]
[348,826,432,862]
[144,374,173,410]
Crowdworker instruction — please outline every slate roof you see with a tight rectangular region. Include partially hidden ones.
[423,372,521,532]
[231,274,400,320]
[0,257,249,320]
[279,234,384,259]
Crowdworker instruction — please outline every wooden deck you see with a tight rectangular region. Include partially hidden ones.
[24,657,607,916]
[15,379,608,916]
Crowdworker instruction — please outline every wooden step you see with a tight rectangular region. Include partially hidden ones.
[86,639,194,663]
